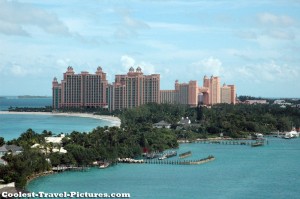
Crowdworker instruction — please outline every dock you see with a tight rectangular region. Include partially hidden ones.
[144,155,215,165]
[192,139,267,146]
[117,155,215,166]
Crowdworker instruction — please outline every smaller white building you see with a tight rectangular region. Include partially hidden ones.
[153,121,171,129]
[45,133,65,144]
[178,117,191,125]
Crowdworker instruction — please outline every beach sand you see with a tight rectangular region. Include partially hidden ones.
[0,111,121,127]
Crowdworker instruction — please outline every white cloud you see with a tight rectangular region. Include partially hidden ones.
[7,62,44,77]
[257,13,295,27]
[0,20,29,36]
[114,8,149,39]
[265,29,295,40]
[235,61,299,82]
[121,55,135,69]
[139,61,156,74]
[0,0,70,36]
[120,55,156,74]
[192,57,224,76]
[10,64,28,76]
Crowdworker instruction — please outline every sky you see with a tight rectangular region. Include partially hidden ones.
[0,0,299,98]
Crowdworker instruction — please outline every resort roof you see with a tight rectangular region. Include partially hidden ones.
[4,145,23,153]
[154,120,171,125]
[0,146,8,153]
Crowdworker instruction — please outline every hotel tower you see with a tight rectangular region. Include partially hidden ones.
[52,66,108,109]
[110,67,160,110]
[53,67,235,111]
[160,75,235,106]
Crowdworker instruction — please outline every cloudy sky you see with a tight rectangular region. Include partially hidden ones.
[0,0,299,97]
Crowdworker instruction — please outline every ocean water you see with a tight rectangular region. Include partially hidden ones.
[0,97,52,111]
[27,138,300,199]
[0,97,112,141]
[0,114,112,141]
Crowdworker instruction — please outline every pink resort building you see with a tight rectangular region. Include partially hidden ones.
[52,66,108,109]
[53,67,236,111]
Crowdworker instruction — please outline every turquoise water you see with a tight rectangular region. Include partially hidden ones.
[27,138,300,199]
[0,97,112,141]
[0,114,111,141]
[0,97,52,111]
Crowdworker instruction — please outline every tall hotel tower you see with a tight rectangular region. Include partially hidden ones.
[53,66,235,110]
[110,67,160,110]
[52,66,108,109]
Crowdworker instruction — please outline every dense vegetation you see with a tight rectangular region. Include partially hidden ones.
[119,102,300,139]
[8,106,53,112]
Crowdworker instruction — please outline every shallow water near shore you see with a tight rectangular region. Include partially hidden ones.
[0,98,118,140]
[0,113,113,140]
[27,138,300,199]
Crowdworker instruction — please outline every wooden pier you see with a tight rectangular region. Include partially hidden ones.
[192,139,267,146]
[143,155,215,166]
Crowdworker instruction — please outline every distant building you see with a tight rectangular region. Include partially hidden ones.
[45,133,65,144]
[178,117,191,126]
[245,100,268,105]
[52,66,108,109]
[160,90,177,104]
[4,145,23,155]
[153,120,171,129]
[112,67,160,110]
[0,145,23,165]
[219,84,236,104]
[273,100,292,106]
[160,76,235,106]
[0,145,23,157]
[53,67,236,110]
[0,145,8,158]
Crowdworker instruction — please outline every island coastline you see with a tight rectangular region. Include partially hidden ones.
[0,111,121,127]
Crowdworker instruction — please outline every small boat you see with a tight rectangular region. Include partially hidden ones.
[158,155,167,160]
[165,151,177,158]
[146,152,160,159]
[251,142,264,147]
[99,162,110,169]
[283,130,299,139]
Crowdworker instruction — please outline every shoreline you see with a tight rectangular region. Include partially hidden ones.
[0,111,121,127]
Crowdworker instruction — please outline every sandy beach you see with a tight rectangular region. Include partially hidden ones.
[0,111,121,127]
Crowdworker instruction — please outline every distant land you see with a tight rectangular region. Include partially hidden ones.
[17,95,51,99]
[0,96,51,99]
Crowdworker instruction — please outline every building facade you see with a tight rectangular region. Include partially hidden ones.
[52,66,108,109]
[160,75,235,107]
[112,67,160,110]
[53,67,236,111]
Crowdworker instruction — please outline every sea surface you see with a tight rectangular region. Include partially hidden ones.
[27,138,300,199]
[0,97,113,140]
[0,97,52,111]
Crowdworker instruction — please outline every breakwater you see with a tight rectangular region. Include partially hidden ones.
[179,151,192,159]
